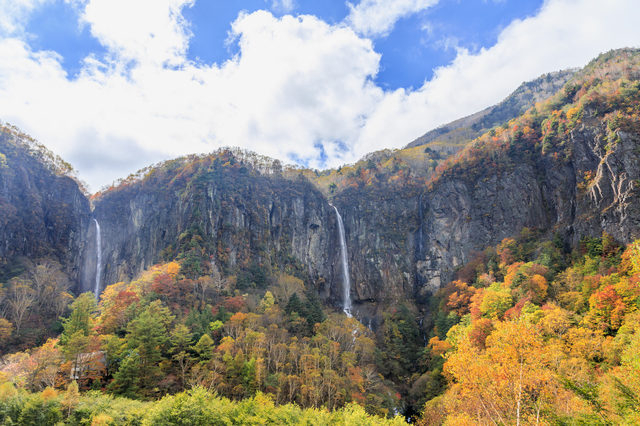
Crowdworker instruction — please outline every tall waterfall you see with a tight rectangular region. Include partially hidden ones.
[93,218,102,299]
[331,205,352,317]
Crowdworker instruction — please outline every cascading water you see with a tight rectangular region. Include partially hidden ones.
[420,318,427,346]
[331,204,352,317]
[93,218,102,299]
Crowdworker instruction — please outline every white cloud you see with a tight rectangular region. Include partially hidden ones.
[81,0,194,65]
[0,0,638,191]
[0,5,383,189]
[346,0,438,37]
[270,0,295,14]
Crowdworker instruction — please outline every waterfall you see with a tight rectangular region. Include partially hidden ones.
[93,218,102,299]
[331,204,352,317]
[420,318,427,346]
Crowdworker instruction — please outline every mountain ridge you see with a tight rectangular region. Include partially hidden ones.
[72,49,639,321]
[1,47,640,421]
[405,67,578,151]
[1,48,639,316]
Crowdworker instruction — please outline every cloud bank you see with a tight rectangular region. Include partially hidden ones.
[0,0,638,190]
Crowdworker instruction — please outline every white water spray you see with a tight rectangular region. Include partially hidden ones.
[331,204,352,317]
[93,218,102,299]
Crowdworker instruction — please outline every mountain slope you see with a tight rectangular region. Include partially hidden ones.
[0,49,638,323]
[409,47,640,294]
[0,48,640,420]
[81,48,640,323]
[0,124,91,282]
[88,150,341,304]
[301,69,577,198]
[405,68,577,151]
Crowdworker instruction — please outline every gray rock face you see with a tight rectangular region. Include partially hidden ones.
[571,124,640,242]
[5,51,640,325]
[317,114,640,318]
[0,127,91,282]
[80,113,640,321]
[2,103,638,328]
[412,118,640,298]
[87,159,348,305]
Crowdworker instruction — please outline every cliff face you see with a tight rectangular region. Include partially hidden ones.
[88,153,349,305]
[82,49,640,322]
[86,116,640,319]
[0,126,91,282]
[326,122,640,315]
[2,50,639,325]
[338,51,640,315]
[414,120,640,297]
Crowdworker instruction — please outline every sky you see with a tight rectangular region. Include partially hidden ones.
[0,0,638,191]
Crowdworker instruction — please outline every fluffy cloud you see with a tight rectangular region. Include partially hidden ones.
[0,3,383,189]
[82,0,194,65]
[211,12,382,162]
[346,0,438,37]
[0,0,638,191]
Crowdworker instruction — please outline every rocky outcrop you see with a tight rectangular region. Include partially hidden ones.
[395,116,640,302]
[0,126,91,282]
[5,117,637,319]
[571,123,640,241]
[87,154,350,306]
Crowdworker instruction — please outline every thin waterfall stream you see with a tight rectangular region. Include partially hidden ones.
[331,204,352,317]
[93,218,102,299]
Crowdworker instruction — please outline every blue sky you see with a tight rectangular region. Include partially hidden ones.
[0,0,638,190]
[25,0,544,88]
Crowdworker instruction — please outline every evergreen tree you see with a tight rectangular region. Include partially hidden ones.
[285,293,303,315]
[59,292,97,346]
[118,301,174,395]
[108,349,142,398]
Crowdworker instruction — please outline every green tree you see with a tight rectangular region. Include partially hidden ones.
[60,292,97,346]
[108,349,142,398]
[302,292,325,333]
[185,308,215,340]
[17,393,62,425]
[170,324,194,390]
[59,293,97,373]
[285,293,304,315]
[193,334,215,362]
[376,305,421,380]
[118,301,175,396]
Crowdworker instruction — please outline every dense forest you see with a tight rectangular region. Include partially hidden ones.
[1,49,640,424]
[3,231,640,424]
[422,232,640,424]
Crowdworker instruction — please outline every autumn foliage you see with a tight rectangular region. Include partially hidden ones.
[423,233,640,424]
